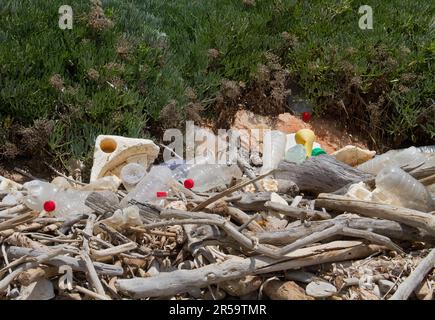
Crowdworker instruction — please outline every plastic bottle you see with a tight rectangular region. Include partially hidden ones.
[391,146,426,168]
[120,163,147,191]
[121,166,174,206]
[184,164,242,193]
[260,130,287,174]
[155,191,168,207]
[375,166,433,212]
[23,180,92,218]
[356,153,394,175]
[23,181,59,211]
[284,144,306,164]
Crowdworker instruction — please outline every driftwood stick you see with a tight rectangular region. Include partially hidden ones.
[116,242,380,298]
[264,201,331,221]
[4,246,124,276]
[257,214,435,245]
[227,207,264,232]
[74,285,111,300]
[0,212,37,232]
[340,227,403,253]
[91,242,137,259]
[82,214,107,297]
[0,204,28,217]
[192,170,275,212]
[316,194,435,234]
[390,248,435,300]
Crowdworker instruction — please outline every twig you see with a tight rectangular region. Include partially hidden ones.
[390,248,435,300]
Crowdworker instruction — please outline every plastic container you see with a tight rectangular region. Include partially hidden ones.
[311,148,327,157]
[391,146,426,168]
[184,164,242,193]
[356,153,394,175]
[120,163,147,191]
[23,181,59,211]
[121,166,174,206]
[375,166,433,212]
[260,130,287,174]
[23,180,92,218]
[284,144,306,164]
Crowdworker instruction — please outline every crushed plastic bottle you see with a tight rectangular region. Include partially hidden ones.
[374,166,434,212]
[356,153,395,175]
[121,165,174,206]
[284,144,306,164]
[120,163,147,191]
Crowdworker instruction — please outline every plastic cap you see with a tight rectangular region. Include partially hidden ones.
[311,148,327,156]
[302,112,311,122]
[43,200,56,212]
[156,191,168,198]
[183,179,195,189]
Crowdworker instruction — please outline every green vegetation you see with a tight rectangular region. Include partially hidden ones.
[0,0,433,167]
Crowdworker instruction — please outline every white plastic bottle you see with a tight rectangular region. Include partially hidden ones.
[375,166,434,212]
[121,166,174,206]
[120,163,147,191]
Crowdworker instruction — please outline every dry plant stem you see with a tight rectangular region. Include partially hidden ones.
[192,170,275,212]
[4,246,124,276]
[237,154,261,191]
[390,248,435,300]
[316,194,435,234]
[82,214,107,297]
[264,201,331,220]
[44,162,86,186]
[116,243,380,298]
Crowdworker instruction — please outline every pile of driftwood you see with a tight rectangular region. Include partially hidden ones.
[0,154,434,300]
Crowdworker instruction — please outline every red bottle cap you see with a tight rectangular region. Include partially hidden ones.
[183,179,194,189]
[302,112,311,122]
[156,191,168,198]
[43,200,56,212]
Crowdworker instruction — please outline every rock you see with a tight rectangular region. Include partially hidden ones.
[90,135,159,182]
[220,275,262,297]
[332,145,376,167]
[275,113,310,134]
[264,280,314,300]
[306,280,337,298]
[18,279,54,300]
[378,279,396,295]
[285,270,316,284]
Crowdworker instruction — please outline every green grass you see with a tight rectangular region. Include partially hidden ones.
[0,0,434,166]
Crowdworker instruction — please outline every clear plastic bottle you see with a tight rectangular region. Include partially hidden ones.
[391,146,426,168]
[284,144,306,164]
[120,163,147,191]
[356,153,394,175]
[184,164,242,193]
[121,166,174,206]
[375,166,434,212]
[23,181,59,211]
[23,180,92,218]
